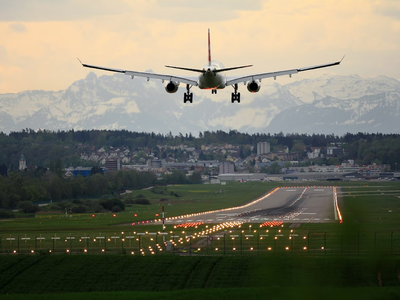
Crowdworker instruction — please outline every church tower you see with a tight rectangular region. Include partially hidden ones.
[19,154,26,170]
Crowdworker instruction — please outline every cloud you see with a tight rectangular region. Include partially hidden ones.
[0,45,8,62]
[154,0,263,11]
[147,0,264,22]
[0,0,131,22]
[8,23,27,33]
[372,0,400,20]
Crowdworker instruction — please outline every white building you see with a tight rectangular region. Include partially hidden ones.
[19,154,26,170]
[257,142,270,155]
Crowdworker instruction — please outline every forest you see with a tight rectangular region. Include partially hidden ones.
[0,164,201,211]
[0,129,400,169]
[1,129,400,212]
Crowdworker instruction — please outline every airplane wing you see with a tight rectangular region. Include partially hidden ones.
[226,57,344,86]
[78,60,199,86]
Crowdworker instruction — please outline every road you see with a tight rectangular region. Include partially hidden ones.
[163,186,337,225]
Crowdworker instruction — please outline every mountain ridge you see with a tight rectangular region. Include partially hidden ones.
[0,73,399,135]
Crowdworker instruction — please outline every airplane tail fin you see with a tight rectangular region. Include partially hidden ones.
[208,28,211,66]
[164,29,252,74]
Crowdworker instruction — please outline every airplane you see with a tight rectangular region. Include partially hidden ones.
[79,29,343,104]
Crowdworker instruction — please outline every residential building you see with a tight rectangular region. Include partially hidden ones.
[257,142,270,155]
[105,159,121,171]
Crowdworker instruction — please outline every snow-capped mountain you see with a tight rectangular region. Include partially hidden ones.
[266,91,400,135]
[285,74,400,103]
[0,72,301,134]
[0,72,399,135]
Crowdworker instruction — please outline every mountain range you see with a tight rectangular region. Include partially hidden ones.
[0,72,399,135]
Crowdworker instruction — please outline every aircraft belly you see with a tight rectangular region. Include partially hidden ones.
[198,74,225,89]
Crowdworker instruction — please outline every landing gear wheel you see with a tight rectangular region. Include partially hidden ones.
[183,93,193,103]
[231,84,240,103]
[183,84,193,103]
[231,93,241,103]
[212,89,217,94]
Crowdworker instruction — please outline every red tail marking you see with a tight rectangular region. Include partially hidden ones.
[208,29,211,66]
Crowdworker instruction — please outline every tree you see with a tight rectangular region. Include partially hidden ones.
[199,151,206,160]
[17,201,39,213]
[267,162,281,174]
[100,198,125,211]
[239,147,245,159]
[189,171,202,184]
[90,166,104,176]
[49,158,64,178]
[0,164,7,177]
[284,162,293,168]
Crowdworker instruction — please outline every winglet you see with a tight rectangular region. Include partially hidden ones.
[340,55,345,63]
[77,57,83,65]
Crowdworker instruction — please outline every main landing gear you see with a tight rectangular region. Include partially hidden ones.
[184,84,193,103]
[231,83,240,103]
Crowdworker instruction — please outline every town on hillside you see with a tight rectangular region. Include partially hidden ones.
[69,141,399,182]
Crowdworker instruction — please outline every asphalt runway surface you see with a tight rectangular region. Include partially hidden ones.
[164,187,337,225]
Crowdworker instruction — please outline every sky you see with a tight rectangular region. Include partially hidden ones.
[0,0,400,94]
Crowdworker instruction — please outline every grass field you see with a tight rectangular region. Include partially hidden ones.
[1,255,400,298]
[3,287,400,300]
[1,180,400,299]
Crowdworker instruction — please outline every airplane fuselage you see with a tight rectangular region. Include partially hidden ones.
[198,61,226,89]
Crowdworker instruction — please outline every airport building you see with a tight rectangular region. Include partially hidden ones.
[147,159,166,170]
[219,162,234,174]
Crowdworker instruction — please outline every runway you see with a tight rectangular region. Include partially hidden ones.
[162,186,338,225]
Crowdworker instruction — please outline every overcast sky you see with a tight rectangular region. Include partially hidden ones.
[0,0,400,93]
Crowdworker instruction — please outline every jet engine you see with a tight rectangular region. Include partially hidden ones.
[165,81,179,93]
[247,80,261,93]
